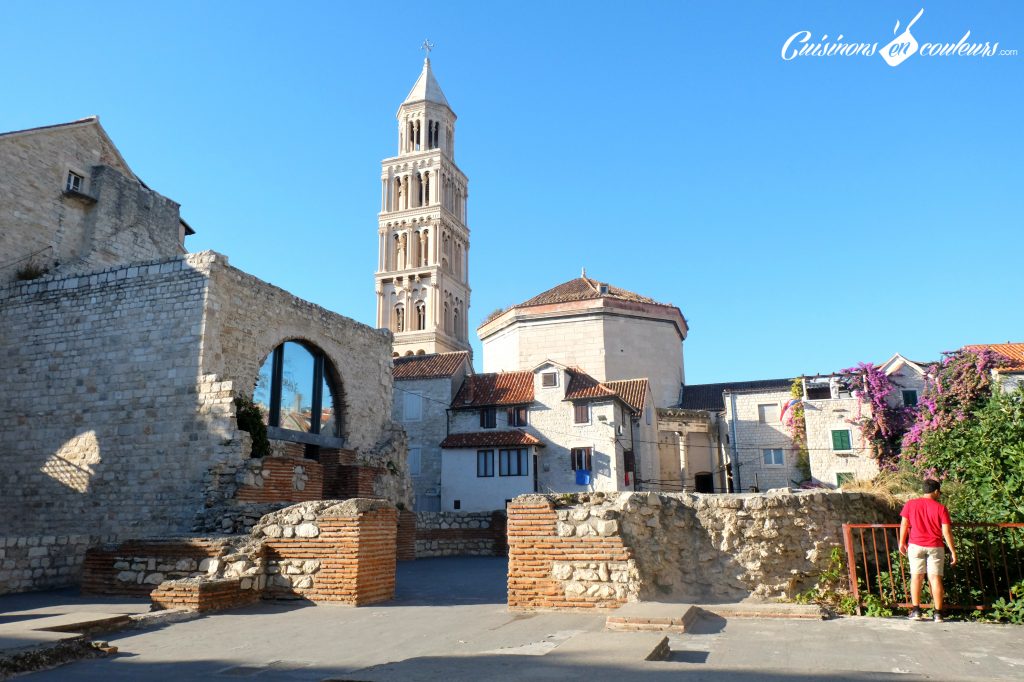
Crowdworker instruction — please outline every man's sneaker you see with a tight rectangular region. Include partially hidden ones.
[908,607,924,620]
[933,611,944,623]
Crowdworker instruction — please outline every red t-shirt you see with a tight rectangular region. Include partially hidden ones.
[900,497,951,547]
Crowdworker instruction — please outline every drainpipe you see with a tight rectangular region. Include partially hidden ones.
[728,392,742,492]
[629,414,637,491]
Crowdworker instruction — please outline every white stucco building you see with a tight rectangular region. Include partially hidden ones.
[478,274,687,408]
[375,57,471,357]
[439,362,657,511]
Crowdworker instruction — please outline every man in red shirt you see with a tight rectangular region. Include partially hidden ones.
[899,479,957,622]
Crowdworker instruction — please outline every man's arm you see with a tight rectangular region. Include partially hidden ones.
[898,517,909,555]
[942,523,957,565]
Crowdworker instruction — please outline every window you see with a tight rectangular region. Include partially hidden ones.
[415,301,426,330]
[541,371,558,388]
[570,447,593,471]
[453,499,461,510]
[758,404,780,423]
[402,391,422,422]
[836,472,855,487]
[623,450,635,472]
[65,171,83,193]
[408,447,421,475]
[646,407,652,426]
[507,406,528,427]
[763,448,784,466]
[253,341,338,440]
[902,390,918,407]
[499,448,529,476]
[480,407,496,428]
[831,429,852,451]
[574,403,590,425]
[805,382,831,400]
[477,449,494,477]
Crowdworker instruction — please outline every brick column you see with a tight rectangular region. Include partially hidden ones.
[396,510,417,561]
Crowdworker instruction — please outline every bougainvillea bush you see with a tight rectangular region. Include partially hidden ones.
[836,362,914,468]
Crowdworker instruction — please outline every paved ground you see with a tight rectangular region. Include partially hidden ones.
[5,557,1022,681]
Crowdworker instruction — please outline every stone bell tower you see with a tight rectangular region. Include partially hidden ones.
[375,52,471,358]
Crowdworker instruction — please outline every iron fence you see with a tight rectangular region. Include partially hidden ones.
[842,523,1024,615]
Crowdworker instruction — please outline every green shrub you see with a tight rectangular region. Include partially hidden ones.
[234,395,270,458]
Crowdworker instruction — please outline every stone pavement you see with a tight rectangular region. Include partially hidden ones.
[5,557,1022,681]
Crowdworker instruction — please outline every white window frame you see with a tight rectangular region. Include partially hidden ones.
[541,371,558,388]
[762,448,784,467]
[402,391,422,422]
[65,170,84,193]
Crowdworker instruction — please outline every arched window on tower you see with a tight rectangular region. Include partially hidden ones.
[415,301,426,330]
[422,172,430,206]
[453,306,461,340]
[394,304,405,332]
[444,302,451,334]
[415,120,421,151]
[420,230,429,266]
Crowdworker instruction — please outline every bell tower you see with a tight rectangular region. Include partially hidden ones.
[375,51,471,358]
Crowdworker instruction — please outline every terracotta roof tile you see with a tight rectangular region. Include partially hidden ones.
[564,368,618,401]
[514,276,665,309]
[440,430,544,448]
[963,343,1024,372]
[452,371,534,407]
[603,379,650,413]
[393,351,470,380]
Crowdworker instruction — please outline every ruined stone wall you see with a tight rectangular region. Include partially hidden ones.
[508,490,895,610]
[414,511,507,557]
[0,251,408,594]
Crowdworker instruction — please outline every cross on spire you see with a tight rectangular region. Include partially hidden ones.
[421,39,435,59]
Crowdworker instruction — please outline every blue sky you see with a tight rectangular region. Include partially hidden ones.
[2,1,1020,384]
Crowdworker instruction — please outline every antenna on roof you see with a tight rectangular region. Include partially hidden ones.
[581,267,586,278]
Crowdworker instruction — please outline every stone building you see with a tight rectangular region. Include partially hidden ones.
[0,120,407,595]
[375,57,471,357]
[0,117,193,284]
[657,378,796,494]
[392,351,472,511]
[802,353,927,486]
[439,362,658,511]
[478,273,688,408]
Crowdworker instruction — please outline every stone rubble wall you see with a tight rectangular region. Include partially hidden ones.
[508,490,895,610]
[414,511,507,558]
[81,499,398,610]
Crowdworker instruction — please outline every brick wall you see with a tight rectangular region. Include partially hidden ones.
[81,537,233,596]
[396,510,417,561]
[507,499,633,610]
[235,455,324,503]
[258,501,397,605]
[151,577,260,612]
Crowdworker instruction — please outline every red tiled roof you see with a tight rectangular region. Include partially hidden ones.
[452,371,534,407]
[963,343,1024,372]
[564,367,618,401]
[393,351,470,380]
[513,276,665,309]
[440,430,544,448]
[604,379,650,413]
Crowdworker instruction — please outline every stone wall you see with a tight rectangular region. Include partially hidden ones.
[0,534,106,594]
[508,490,895,610]
[82,499,398,609]
[0,119,185,285]
[414,511,507,557]
[0,251,407,594]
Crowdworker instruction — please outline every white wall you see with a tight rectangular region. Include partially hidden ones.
[440,448,535,512]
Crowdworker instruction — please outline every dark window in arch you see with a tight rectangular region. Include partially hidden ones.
[694,472,714,493]
[254,341,340,438]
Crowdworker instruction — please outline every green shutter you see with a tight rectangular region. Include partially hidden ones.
[832,429,851,450]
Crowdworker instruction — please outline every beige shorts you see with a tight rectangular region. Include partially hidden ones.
[908,544,945,576]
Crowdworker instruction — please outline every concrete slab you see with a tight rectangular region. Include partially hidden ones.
[698,601,824,619]
[605,602,700,633]
[548,631,671,662]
